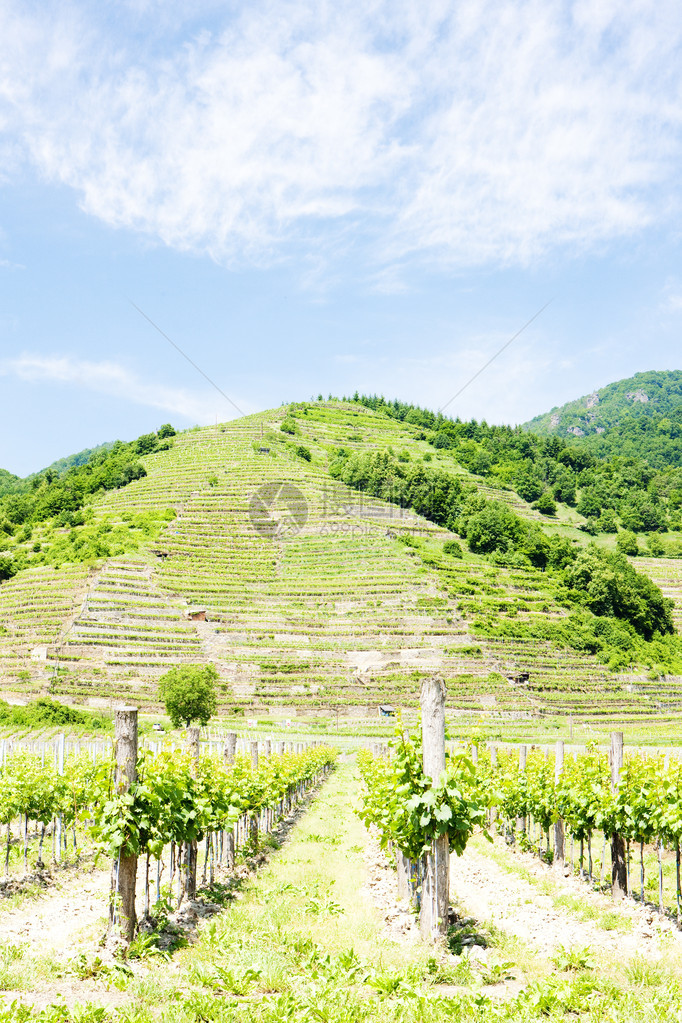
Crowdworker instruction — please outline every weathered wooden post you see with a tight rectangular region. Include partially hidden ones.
[554,740,564,870]
[186,726,200,898]
[108,707,138,946]
[223,732,237,869]
[610,732,627,899]
[489,744,498,831]
[250,741,259,849]
[419,678,449,940]
[55,733,65,864]
[517,745,527,841]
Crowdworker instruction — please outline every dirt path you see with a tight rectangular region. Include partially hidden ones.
[451,839,680,957]
[0,867,115,955]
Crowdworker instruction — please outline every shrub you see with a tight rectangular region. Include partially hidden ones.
[442,539,463,558]
[0,698,109,730]
[616,530,639,557]
[532,492,557,516]
[0,554,16,581]
[280,419,297,435]
[295,446,312,462]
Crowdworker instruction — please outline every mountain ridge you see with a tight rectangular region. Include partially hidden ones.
[523,369,682,466]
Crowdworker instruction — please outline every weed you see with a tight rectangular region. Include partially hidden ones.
[366,971,419,999]
[551,945,593,972]
[480,961,516,985]
[626,955,668,987]
[125,933,169,962]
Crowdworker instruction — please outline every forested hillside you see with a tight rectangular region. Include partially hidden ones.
[341,392,682,547]
[524,370,682,466]
[0,425,178,580]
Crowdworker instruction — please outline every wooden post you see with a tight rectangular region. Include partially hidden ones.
[554,741,564,870]
[490,744,497,831]
[610,732,627,899]
[224,733,237,869]
[517,745,527,840]
[223,732,237,766]
[250,741,259,850]
[55,733,64,864]
[186,726,200,899]
[419,678,449,940]
[396,849,411,900]
[108,707,138,946]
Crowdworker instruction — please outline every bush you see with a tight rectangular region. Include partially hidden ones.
[616,530,639,557]
[158,423,176,439]
[0,554,16,581]
[532,492,557,516]
[0,697,109,730]
[295,446,312,462]
[442,539,463,558]
[646,533,666,557]
[280,419,297,435]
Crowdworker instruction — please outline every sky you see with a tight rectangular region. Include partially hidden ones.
[1,0,682,475]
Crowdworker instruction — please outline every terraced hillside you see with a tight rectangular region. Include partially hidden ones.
[2,401,682,720]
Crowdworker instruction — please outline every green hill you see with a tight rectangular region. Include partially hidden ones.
[2,400,682,730]
[524,370,682,466]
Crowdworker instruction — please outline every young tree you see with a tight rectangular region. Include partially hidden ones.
[158,664,218,728]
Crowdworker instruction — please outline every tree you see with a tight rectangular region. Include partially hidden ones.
[616,530,639,557]
[563,545,674,640]
[0,555,16,582]
[461,500,520,555]
[597,509,618,533]
[134,433,158,455]
[158,664,218,728]
[157,423,176,439]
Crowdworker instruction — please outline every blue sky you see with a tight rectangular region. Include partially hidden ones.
[1,0,682,475]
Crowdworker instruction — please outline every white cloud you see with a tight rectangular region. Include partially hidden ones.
[1,1,682,270]
[662,277,682,312]
[0,353,247,422]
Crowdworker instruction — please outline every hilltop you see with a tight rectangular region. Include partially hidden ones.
[524,370,682,466]
[1,398,682,726]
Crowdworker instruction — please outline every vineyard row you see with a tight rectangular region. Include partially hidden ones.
[0,711,337,946]
[359,727,682,929]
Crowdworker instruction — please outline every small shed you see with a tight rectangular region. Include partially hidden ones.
[185,608,207,622]
[379,704,395,717]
